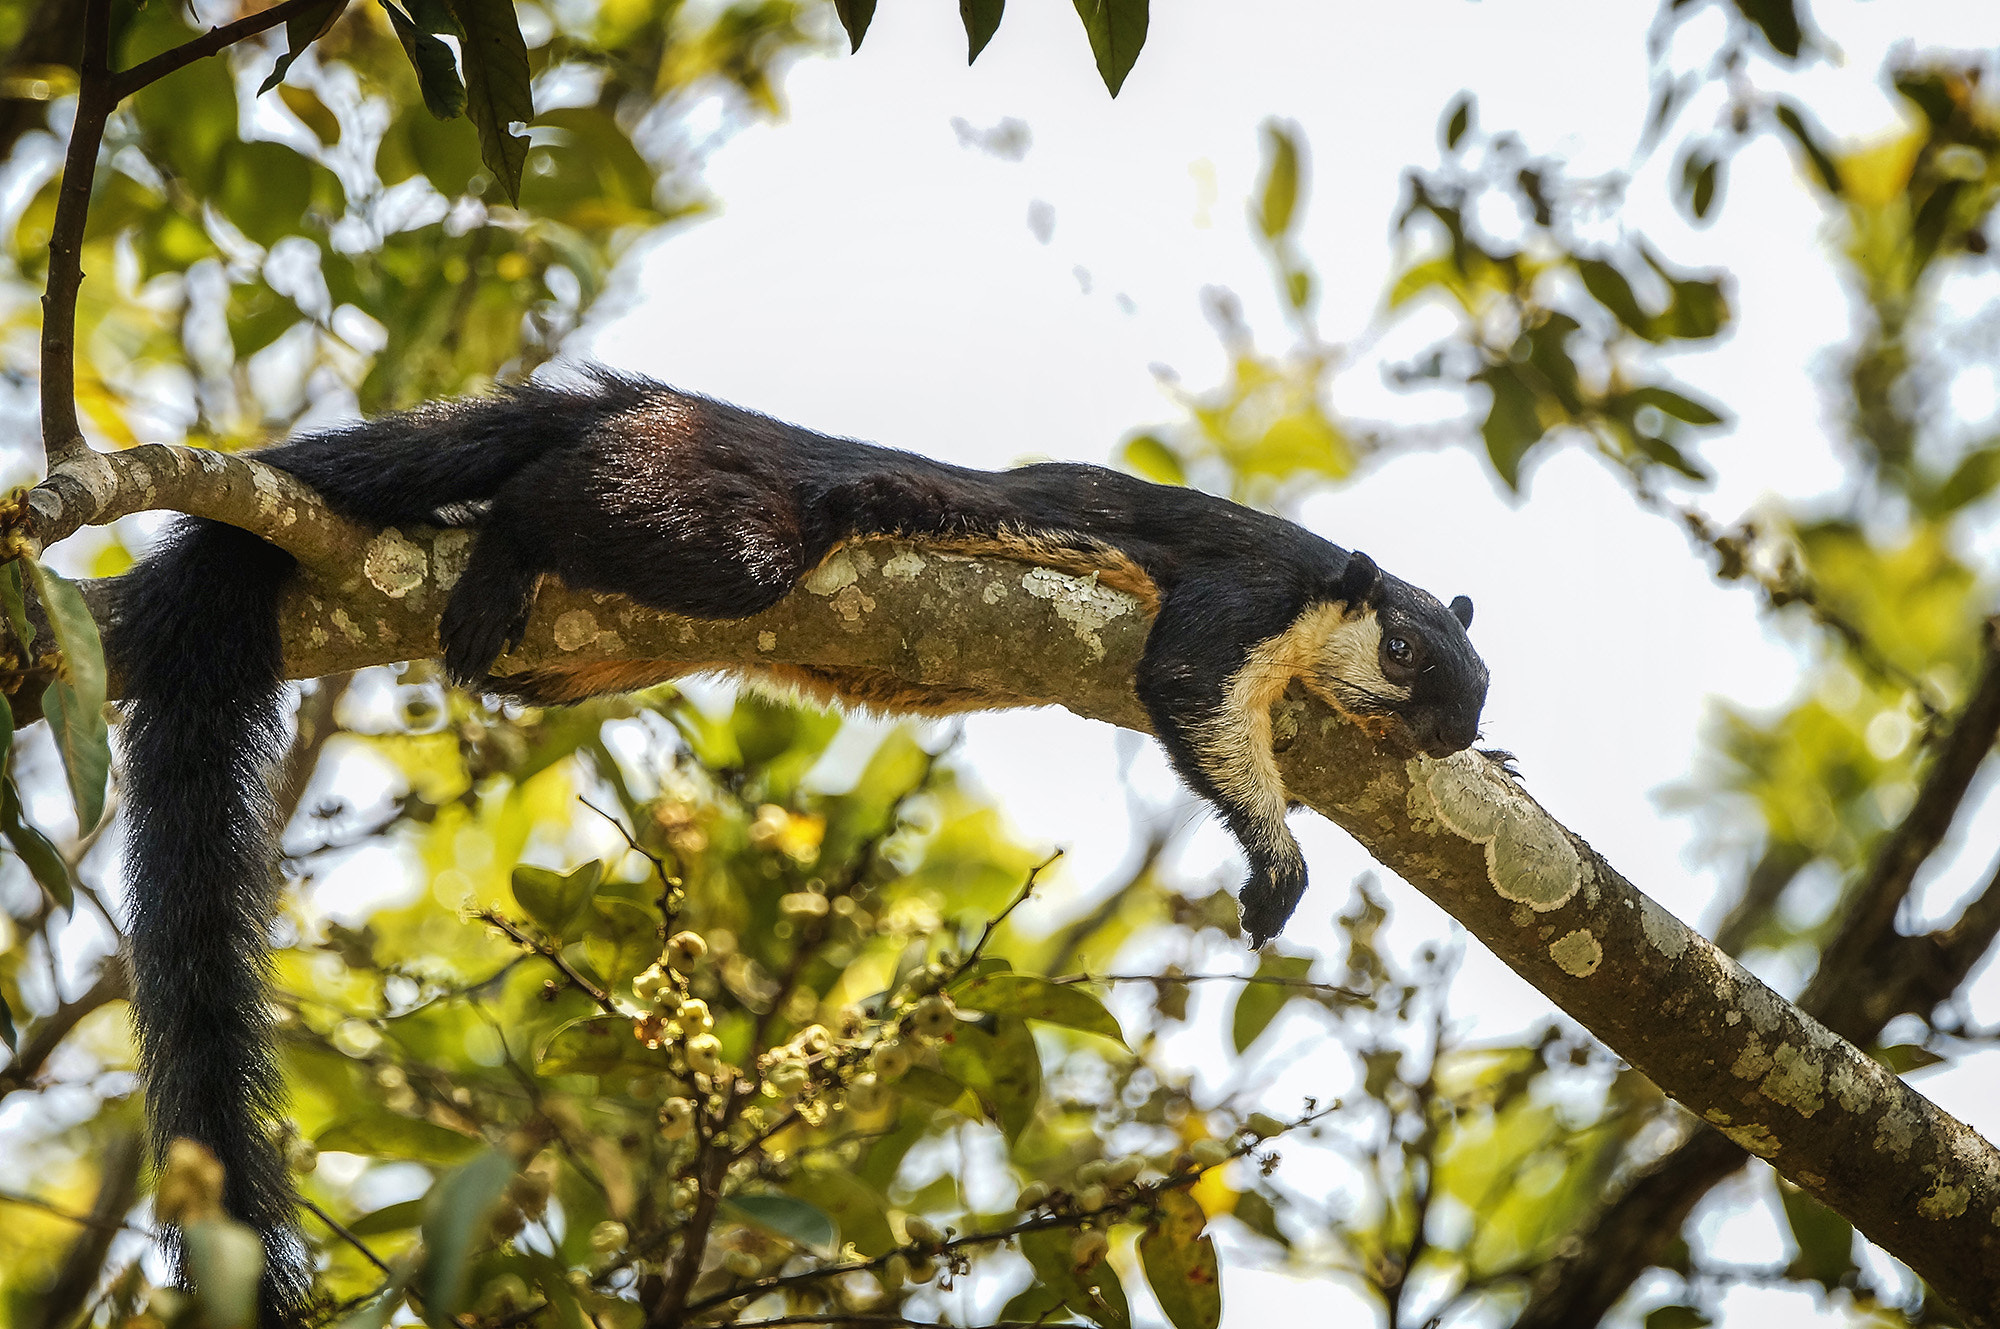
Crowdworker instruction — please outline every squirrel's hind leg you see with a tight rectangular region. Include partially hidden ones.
[440,532,540,687]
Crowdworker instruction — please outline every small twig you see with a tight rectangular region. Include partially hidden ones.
[579,795,673,890]
[477,909,620,1015]
[727,1320,1056,1329]
[109,0,333,99]
[300,1196,395,1278]
[1052,970,1369,1001]
[0,1183,140,1233]
[0,964,129,1098]
[949,850,1062,986]
[679,1101,1341,1320]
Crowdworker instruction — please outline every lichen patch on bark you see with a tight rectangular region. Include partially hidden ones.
[1550,929,1602,976]
[1019,567,1132,662]
[882,550,927,581]
[803,550,859,595]
[1760,1042,1827,1117]
[363,529,428,599]
[1417,749,1582,911]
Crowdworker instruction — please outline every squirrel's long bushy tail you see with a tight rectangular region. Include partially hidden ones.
[112,370,655,1318]
[113,519,309,1310]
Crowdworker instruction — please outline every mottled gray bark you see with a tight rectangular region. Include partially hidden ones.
[23,456,2000,1323]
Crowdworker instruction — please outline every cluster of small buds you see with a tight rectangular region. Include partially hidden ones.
[659,1096,697,1140]
[908,994,957,1041]
[1015,1153,1159,1221]
[870,1039,912,1081]
[1070,1228,1110,1270]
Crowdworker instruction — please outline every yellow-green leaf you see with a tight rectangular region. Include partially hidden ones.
[511,859,603,937]
[3,776,72,912]
[953,973,1125,1045]
[28,562,108,832]
[723,1193,838,1256]
[182,1216,265,1329]
[317,1115,485,1165]
[1139,1190,1221,1329]
[1257,120,1300,241]
[420,1148,514,1320]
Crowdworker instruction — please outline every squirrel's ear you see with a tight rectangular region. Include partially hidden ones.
[1450,595,1474,629]
[1335,551,1379,607]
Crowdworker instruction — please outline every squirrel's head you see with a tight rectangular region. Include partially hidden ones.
[1306,551,1489,758]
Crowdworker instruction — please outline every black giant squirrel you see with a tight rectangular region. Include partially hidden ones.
[107,369,1488,1317]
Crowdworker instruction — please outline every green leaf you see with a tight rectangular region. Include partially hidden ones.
[1231,1190,1288,1247]
[347,1197,428,1236]
[1686,151,1720,222]
[1633,433,1709,482]
[936,1018,1042,1144]
[1139,1190,1220,1329]
[1072,0,1149,98]
[960,0,1003,62]
[536,1014,653,1077]
[511,859,603,937]
[1874,1043,1946,1074]
[897,1063,976,1115]
[1658,277,1729,341]
[1732,0,1801,59]
[0,563,30,657]
[1017,1226,1132,1329]
[1122,433,1187,486]
[1256,120,1300,241]
[258,0,348,95]
[317,1115,486,1165]
[419,1148,515,1321]
[787,1167,895,1256]
[1773,101,1842,196]
[1925,444,2000,515]
[1472,364,1544,491]
[3,776,72,912]
[1230,952,1313,1053]
[833,0,876,52]
[0,990,15,1052]
[1576,258,1655,340]
[28,562,108,833]
[1442,93,1473,151]
[1778,1179,1855,1292]
[1645,1309,1712,1329]
[182,1216,265,1329]
[446,0,532,201]
[952,973,1125,1044]
[217,141,314,249]
[385,2,467,121]
[408,0,467,38]
[722,1193,838,1256]
[1627,384,1727,427]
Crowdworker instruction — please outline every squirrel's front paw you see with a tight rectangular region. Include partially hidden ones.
[1237,853,1308,949]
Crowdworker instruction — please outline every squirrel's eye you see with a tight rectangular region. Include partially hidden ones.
[1385,636,1413,665]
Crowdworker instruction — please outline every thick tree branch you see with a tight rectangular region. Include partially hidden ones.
[1516,622,2000,1327]
[18,462,2000,1323]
